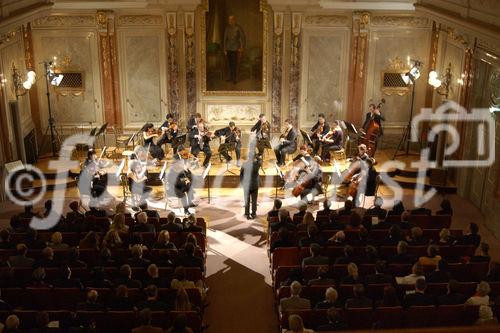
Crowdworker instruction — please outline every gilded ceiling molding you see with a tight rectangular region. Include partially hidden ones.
[303,15,349,26]
[371,16,430,28]
[0,28,20,46]
[441,25,472,51]
[33,15,96,27]
[117,15,163,26]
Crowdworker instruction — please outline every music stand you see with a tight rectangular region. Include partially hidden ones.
[274,162,285,199]
[300,130,313,147]
[202,162,211,204]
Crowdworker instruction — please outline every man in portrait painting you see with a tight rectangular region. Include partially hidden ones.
[223,15,246,84]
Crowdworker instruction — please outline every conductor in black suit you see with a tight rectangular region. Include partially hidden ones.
[274,118,298,166]
[240,153,262,220]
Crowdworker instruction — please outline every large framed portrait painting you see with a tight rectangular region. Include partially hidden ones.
[202,0,267,95]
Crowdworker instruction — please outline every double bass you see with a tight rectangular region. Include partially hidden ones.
[360,99,385,157]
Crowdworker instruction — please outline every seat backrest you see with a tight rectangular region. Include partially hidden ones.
[435,304,466,326]
[272,247,300,271]
[374,306,404,329]
[344,307,374,329]
[404,305,436,327]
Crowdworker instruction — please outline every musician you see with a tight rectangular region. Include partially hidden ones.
[167,152,195,214]
[250,113,272,155]
[310,113,330,156]
[157,114,179,149]
[298,156,324,203]
[320,120,344,162]
[78,158,106,198]
[240,153,262,220]
[186,113,202,131]
[141,123,165,161]
[214,121,242,166]
[274,118,298,166]
[362,103,385,136]
[354,143,369,161]
[128,160,152,205]
[292,145,313,164]
[189,121,213,168]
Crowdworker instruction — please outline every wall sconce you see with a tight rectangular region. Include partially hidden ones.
[12,64,36,98]
[428,62,452,99]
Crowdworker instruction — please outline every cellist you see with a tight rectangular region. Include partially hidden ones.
[361,103,385,153]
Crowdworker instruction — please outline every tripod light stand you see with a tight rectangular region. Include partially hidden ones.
[393,60,422,159]
[38,61,64,158]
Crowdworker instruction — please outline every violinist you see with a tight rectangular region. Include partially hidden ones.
[274,118,297,166]
[354,143,369,162]
[157,114,179,152]
[250,113,272,155]
[141,123,165,161]
[320,120,344,162]
[310,113,330,156]
[214,121,242,166]
[128,160,152,205]
[189,121,213,168]
[187,112,202,131]
[292,145,313,164]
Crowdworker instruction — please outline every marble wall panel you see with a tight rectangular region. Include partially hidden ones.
[205,104,262,126]
[120,33,163,126]
[33,32,103,126]
[301,28,349,127]
[365,30,430,130]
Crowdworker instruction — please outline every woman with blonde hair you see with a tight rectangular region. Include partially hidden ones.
[48,232,69,249]
[301,212,315,228]
[110,213,129,234]
[102,230,123,249]
[286,314,314,333]
[153,230,177,250]
[438,228,452,245]
[341,262,362,284]
[175,288,192,311]
[182,233,199,250]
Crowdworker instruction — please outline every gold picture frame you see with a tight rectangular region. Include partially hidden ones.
[200,0,268,96]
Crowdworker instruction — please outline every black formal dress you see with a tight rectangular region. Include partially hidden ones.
[143,134,165,160]
[321,129,344,161]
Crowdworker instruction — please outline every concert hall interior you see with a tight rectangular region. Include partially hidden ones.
[0,0,500,332]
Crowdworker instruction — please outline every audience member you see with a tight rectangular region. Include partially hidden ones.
[144,264,169,288]
[0,229,14,249]
[365,197,388,220]
[418,244,442,267]
[437,279,465,305]
[160,212,184,232]
[363,245,380,264]
[376,285,401,307]
[466,281,491,306]
[267,199,282,221]
[286,314,314,333]
[110,213,129,234]
[345,284,372,309]
[102,230,124,249]
[128,244,152,268]
[387,201,405,216]
[281,268,305,287]
[86,267,113,288]
[271,227,294,253]
[365,261,394,285]
[470,242,491,263]
[131,212,155,233]
[76,290,106,311]
[8,243,35,267]
[177,243,204,272]
[171,267,196,290]
[292,202,308,222]
[137,285,169,311]
[396,263,425,285]
[476,305,498,325]
[299,225,325,247]
[436,198,453,216]
[52,265,83,289]
[317,307,347,331]
[315,287,340,309]
[437,228,453,245]
[388,241,416,264]
[308,266,335,286]
[113,264,142,288]
[175,288,193,312]
[78,231,100,250]
[456,222,481,249]
[407,227,427,246]
[35,247,58,268]
[403,278,434,308]
[3,314,21,333]
[334,245,359,265]
[302,243,329,267]
[427,259,451,283]
[132,308,163,333]
[341,263,363,285]
[270,209,295,232]
[280,281,311,312]
[337,200,354,217]
[108,284,135,311]
[153,230,177,250]
[166,314,194,333]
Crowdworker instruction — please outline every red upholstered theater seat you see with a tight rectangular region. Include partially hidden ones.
[404,305,436,327]
[168,311,201,333]
[344,307,374,329]
[280,310,327,331]
[374,306,404,328]
[366,283,392,300]
[273,265,299,290]
[435,304,466,326]
[272,247,300,271]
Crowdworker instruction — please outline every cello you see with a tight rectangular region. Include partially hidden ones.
[361,99,385,157]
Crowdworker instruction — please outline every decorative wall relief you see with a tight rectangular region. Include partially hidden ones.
[166,12,180,120]
[271,12,284,132]
[117,15,163,26]
[33,15,96,27]
[346,12,370,125]
[205,104,262,125]
[371,16,430,28]
[304,15,349,26]
[289,12,302,124]
[184,12,196,116]
[97,10,122,126]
